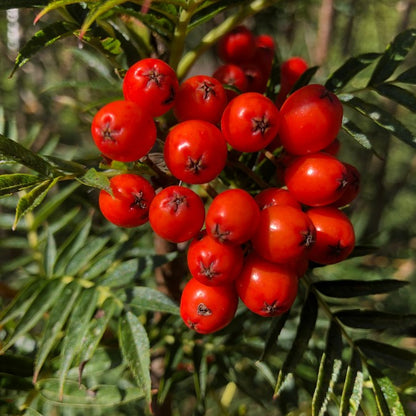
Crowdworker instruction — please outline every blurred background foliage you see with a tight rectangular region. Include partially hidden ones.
[0,1,415,415]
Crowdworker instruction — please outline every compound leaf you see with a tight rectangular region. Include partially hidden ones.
[374,83,416,112]
[0,174,43,196]
[395,65,416,84]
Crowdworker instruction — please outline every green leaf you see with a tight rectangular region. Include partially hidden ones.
[373,83,416,112]
[0,372,33,391]
[368,365,406,416]
[356,339,416,372]
[314,279,408,298]
[290,66,320,91]
[395,65,416,84]
[97,258,139,287]
[126,286,179,315]
[341,117,373,149]
[0,1,48,9]
[274,292,318,397]
[340,94,416,148]
[0,134,55,177]
[0,354,34,377]
[119,311,152,407]
[44,228,57,278]
[0,173,43,196]
[58,286,100,401]
[259,311,290,361]
[312,321,343,416]
[11,21,78,76]
[340,349,364,416]
[76,168,112,193]
[33,281,82,383]
[335,309,416,330]
[369,28,416,86]
[1,278,66,353]
[33,0,85,23]
[13,177,60,230]
[325,53,381,92]
[43,155,86,175]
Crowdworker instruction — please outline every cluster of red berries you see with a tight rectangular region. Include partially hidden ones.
[90,25,360,335]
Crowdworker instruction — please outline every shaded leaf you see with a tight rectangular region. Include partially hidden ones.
[43,155,86,175]
[312,321,343,416]
[33,281,82,383]
[0,1,48,9]
[341,117,372,149]
[356,339,416,372]
[76,168,112,193]
[13,177,60,230]
[291,66,320,92]
[340,94,416,148]
[274,292,318,396]
[11,21,78,76]
[325,53,381,92]
[0,354,34,377]
[0,173,43,196]
[335,309,416,330]
[126,286,179,315]
[374,83,416,112]
[369,28,416,86]
[119,312,152,406]
[368,364,406,416]
[259,310,290,361]
[340,349,364,416]
[314,279,408,298]
[58,287,99,401]
[0,372,33,391]
[44,227,57,278]
[33,0,82,24]
[395,65,416,84]
[0,134,55,177]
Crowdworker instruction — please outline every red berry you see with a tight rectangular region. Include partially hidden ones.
[254,187,301,210]
[217,25,256,64]
[213,63,248,101]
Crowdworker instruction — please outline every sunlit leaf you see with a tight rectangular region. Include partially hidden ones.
[126,286,179,315]
[340,349,363,416]
[0,173,43,196]
[369,28,416,86]
[314,279,408,298]
[341,117,373,149]
[119,311,152,406]
[312,321,343,416]
[76,168,112,193]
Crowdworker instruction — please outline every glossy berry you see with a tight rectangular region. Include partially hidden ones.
[173,75,228,125]
[213,63,248,101]
[235,252,298,317]
[251,205,315,264]
[163,120,228,184]
[180,277,238,334]
[217,25,256,64]
[91,100,156,162]
[306,206,355,265]
[279,84,343,155]
[149,185,205,243]
[187,233,244,286]
[284,152,349,207]
[221,92,281,152]
[206,188,261,245]
[122,58,179,117]
[254,187,301,211]
[99,174,155,228]
[331,162,360,207]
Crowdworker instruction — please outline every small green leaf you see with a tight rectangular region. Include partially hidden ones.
[395,65,416,84]
[312,321,343,416]
[290,66,320,92]
[325,53,381,92]
[97,258,139,287]
[274,292,318,397]
[369,28,416,86]
[341,117,373,149]
[11,21,78,76]
[58,287,99,401]
[314,279,408,298]
[368,365,406,416]
[0,173,43,196]
[13,177,60,230]
[356,339,416,372]
[0,134,56,177]
[43,155,86,175]
[126,286,179,315]
[44,228,57,278]
[259,311,290,361]
[76,168,112,193]
[340,94,416,148]
[374,83,416,112]
[340,348,364,416]
[335,309,416,330]
[119,312,152,407]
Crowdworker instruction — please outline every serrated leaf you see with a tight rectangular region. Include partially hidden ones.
[0,173,43,196]
[369,28,416,86]
[312,321,343,416]
[395,65,416,84]
[340,349,363,416]
[314,279,408,298]
[119,311,152,406]
[33,281,82,383]
[374,83,416,112]
[11,21,78,76]
[274,292,318,397]
[356,339,416,372]
[0,134,56,177]
[325,53,381,92]
[341,117,373,149]
[1,279,66,353]
[335,309,416,330]
[13,177,60,230]
[126,286,179,315]
[368,365,406,416]
[259,311,290,361]
[340,94,416,148]
[76,167,112,193]
[58,286,99,401]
